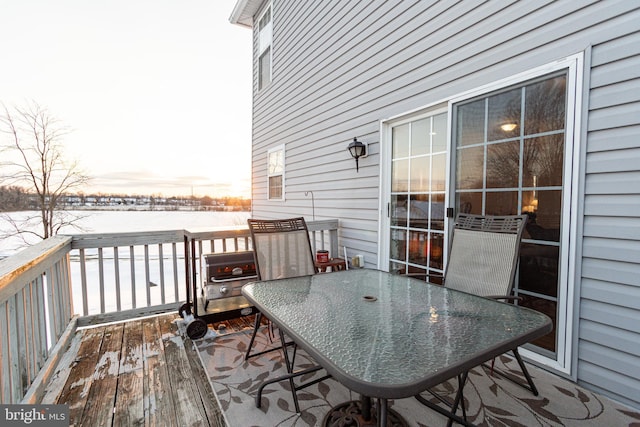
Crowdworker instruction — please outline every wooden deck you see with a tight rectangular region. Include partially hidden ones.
[41,313,225,427]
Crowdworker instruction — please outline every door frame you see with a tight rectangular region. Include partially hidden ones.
[377,103,451,270]
[378,53,584,375]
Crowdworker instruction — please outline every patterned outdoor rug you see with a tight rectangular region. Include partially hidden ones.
[194,326,640,427]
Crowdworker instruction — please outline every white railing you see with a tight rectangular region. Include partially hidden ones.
[0,219,340,403]
[69,229,189,325]
[68,219,339,326]
[0,235,75,404]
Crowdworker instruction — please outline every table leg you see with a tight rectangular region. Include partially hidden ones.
[361,395,372,421]
[447,371,469,427]
[378,398,388,426]
[415,371,476,427]
[278,328,300,413]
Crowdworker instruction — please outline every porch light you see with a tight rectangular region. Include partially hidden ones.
[347,137,367,172]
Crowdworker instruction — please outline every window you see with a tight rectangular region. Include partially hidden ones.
[258,5,272,90]
[267,145,284,200]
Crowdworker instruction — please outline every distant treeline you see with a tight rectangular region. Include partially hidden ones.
[0,186,33,211]
[0,186,251,212]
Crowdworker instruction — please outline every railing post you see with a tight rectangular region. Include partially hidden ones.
[329,228,339,261]
[307,219,340,260]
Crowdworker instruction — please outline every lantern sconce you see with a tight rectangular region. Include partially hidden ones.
[347,137,368,172]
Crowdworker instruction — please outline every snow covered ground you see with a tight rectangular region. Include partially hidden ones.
[1,210,251,315]
[0,210,250,257]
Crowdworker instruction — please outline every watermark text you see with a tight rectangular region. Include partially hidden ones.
[1,405,68,426]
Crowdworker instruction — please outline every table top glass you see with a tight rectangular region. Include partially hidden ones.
[242,269,552,398]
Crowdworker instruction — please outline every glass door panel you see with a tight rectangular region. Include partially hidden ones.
[452,72,568,355]
[389,112,447,283]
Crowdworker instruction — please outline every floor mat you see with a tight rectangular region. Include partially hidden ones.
[194,326,640,427]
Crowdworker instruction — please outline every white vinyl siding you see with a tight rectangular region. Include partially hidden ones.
[245,0,640,409]
[579,27,640,409]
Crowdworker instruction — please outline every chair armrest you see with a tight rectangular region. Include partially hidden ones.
[486,295,523,302]
[401,272,443,279]
[403,273,429,278]
[400,272,444,286]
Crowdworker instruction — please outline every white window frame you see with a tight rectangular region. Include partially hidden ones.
[267,144,285,201]
[257,4,272,91]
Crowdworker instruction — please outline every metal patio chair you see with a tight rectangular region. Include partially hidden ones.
[415,213,535,424]
[444,214,537,385]
[245,217,328,412]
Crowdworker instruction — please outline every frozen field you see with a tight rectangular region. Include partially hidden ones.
[0,210,250,257]
[1,210,251,314]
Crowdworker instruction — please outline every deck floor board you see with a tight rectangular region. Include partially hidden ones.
[142,316,178,426]
[79,323,123,426]
[161,315,209,426]
[55,326,106,425]
[46,314,225,427]
[114,321,145,426]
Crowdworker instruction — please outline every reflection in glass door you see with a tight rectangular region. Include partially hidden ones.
[389,112,447,281]
[452,72,568,355]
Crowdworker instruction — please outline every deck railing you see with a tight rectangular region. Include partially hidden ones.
[68,219,338,325]
[0,235,75,404]
[0,219,340,404]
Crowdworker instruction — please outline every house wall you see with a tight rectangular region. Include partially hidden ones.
[245,0,640,409]
[578,28,640,408]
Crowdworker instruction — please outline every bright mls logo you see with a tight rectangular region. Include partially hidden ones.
[1,405,68,426]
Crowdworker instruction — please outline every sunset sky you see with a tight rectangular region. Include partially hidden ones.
[0,0,252,198]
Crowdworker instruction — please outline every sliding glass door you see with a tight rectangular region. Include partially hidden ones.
[382,56,582,368]
[452,72,568,355]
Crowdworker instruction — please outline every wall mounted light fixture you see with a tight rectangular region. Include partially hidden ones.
[347,137,368,172]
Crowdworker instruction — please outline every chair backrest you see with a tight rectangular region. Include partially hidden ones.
[248,217,316,281]
[444,213,527,297]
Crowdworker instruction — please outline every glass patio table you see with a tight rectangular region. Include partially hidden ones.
[242,269,552,426]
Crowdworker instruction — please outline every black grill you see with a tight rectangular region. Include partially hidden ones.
[201,251,257,305]
[203,251,256,283]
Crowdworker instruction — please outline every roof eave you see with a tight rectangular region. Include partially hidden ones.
[229,0,262,28]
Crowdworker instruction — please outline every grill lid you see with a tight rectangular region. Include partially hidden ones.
[203,251,256,280]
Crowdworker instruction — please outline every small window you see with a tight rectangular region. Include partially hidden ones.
[259,47,271,90]
[258,5,272,90]
[268,145,284,200]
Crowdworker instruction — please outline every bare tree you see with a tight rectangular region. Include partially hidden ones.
[0,101,89,242]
